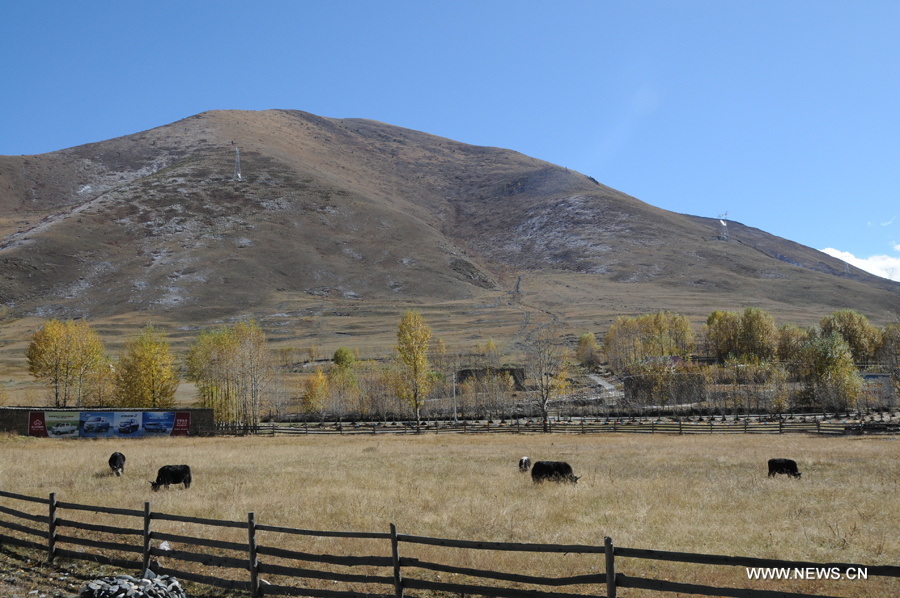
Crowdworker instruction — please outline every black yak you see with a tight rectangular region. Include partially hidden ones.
[150,465,192,491]
[531,461,579,484]
[768,458,801,478]
[519,456,532,472]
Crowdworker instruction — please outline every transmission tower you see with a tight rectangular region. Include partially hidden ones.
[717,212,729,241]
[232,147,242,181]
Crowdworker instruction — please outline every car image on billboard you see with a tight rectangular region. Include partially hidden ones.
[80,412,115,438]
[118,418,140,434]
[43,412,81,438]
[142,412,175,435]
[48,422,78,437]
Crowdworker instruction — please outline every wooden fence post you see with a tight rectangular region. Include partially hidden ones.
[248,512,260,598]
[48,493,57,563]
[390,523,403,598]
[604,536,616,598]
[142,501,152,573]
[679,420,683,435]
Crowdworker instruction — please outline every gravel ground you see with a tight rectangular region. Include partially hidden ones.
[0,547,235,598]
[0,546,85,598]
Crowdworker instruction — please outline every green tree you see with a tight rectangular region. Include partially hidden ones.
[115,324,179,409]
[333,346,356,370]
[394,310,433,432]
[704,310,742,361]
[329,346,359,422]
[739,307,777,361]
[798,332,862,412]
[877,322,900,396]
[776,323,808,363]
[820,309,882,364]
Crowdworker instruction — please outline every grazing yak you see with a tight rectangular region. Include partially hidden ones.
[768,458,802,479]
[150,465,192,491]
[108,452,125,477]
[519,456,532,472]
[531,460,579,484]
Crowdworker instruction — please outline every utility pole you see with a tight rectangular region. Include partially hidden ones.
[452,372,458,423]
[233,147,242,181]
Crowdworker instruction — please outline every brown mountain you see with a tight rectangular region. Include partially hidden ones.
[1,109,898,353]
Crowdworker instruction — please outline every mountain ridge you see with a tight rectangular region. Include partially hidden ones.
[1,109,897,354]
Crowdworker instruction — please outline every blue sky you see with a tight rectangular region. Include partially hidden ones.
[3,1,899,281]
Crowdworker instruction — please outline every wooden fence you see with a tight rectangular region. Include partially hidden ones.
[2,489,898,598]
[253,419,893,436]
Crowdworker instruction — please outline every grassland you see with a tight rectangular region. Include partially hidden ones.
[0,432,897,597]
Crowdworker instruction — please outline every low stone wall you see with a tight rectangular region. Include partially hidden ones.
[0,407,214,437]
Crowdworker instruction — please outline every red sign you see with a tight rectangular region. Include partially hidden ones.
[171,411,191,436]
[28,412,48,437]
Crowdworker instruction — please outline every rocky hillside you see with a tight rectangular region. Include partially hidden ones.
[1,109,897,338]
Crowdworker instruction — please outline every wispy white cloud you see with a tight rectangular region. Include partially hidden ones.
[882,216,896,226]
[820,248,900,282]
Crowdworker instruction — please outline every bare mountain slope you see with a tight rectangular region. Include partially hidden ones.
[1,109,898,342]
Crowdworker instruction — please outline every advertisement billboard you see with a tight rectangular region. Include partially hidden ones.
[28,411,190,438]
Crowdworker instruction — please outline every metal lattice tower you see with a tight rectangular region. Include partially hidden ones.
[233,148,242,181]
[717,212,729,241]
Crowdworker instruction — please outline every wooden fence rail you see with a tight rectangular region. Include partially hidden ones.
[2,489,898,598]
[254,419,885,437]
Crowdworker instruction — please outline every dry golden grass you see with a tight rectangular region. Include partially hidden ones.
[1,433,898,597]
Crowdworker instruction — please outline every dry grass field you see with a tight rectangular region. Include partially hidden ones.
[1,432,898,597]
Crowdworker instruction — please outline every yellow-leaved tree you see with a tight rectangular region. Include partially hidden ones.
[303,367,330,423]
[575,332,601,369]
[185,320,276,429]
[115,324,179,409]
[394,309,433,432]
[26,319,105,407]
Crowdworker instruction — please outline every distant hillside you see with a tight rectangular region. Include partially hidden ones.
[1,109,898,355]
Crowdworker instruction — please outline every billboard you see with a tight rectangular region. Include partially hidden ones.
[29,411,190,438]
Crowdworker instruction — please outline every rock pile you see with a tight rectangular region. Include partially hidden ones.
[80,570,186,598]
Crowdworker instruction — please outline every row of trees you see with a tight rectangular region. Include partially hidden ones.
[603,308,900,414]
[24,306,893,428]
[295,313,569,431]
[184,320,282,429]
[27,321,176,409]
